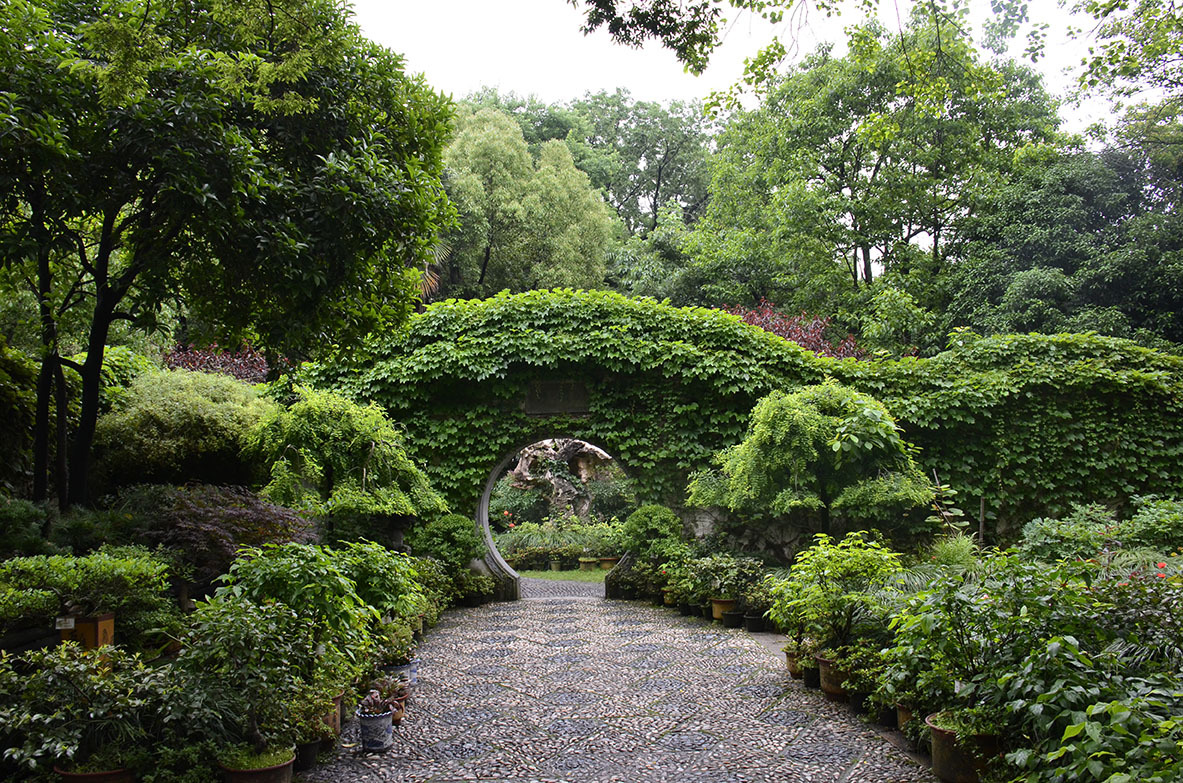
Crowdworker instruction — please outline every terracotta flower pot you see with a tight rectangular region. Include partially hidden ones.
[785,652,804,679]
[925,713,1001,783]
[218,751,296,783]
[599,557,621,570]
[709,597,737,620]
[814,653,850,702]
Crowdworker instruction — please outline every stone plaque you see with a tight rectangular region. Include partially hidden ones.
[524,379,589,416]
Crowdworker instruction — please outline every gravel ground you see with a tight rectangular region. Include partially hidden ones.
[520,576,606,599]
[298,597,937,783]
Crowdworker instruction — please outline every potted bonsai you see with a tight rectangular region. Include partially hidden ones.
[178,596,316,783]
[0,643,164,781]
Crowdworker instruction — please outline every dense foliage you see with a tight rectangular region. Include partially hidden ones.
[93,370,275,490]
[688,382,935,543]
[246,387,448,544]
[311,290,1183,541]
[0,0,454,506]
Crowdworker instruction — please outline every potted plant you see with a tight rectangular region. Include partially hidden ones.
[370,674,410,725]
[178,597,315,782]
[740,577,775,633]
[455,571,496,607]
[0,643,164,781]
[355,690,396,753]
[291,688,337,772]
[925,707,1004,783]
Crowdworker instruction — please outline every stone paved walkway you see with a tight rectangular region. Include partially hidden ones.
[519,575,606,599]
[300,592,937,783]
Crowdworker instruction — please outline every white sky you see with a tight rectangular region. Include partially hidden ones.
[352,0,1112,133]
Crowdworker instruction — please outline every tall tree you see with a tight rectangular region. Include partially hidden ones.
[439,107,614,299]
[0,0,454,506]
[680,15,1058,315]
[947,141,1183,347]
[569,90,711,235]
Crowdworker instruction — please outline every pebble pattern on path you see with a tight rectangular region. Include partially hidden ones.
[299,588,937,783]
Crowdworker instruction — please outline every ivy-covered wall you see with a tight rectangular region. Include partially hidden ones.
[312,289,1183,539]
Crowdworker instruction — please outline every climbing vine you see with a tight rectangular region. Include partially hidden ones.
[308,290,1183,541]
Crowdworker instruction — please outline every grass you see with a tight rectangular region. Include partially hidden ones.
[517,568,608,583]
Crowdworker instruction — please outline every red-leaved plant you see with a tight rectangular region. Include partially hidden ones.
[164,343,283,383]
[723,300,864,359]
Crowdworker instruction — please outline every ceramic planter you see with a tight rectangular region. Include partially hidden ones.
[814,653,849,701]
[709,597,737,620]
[784,652,804,679]
[925,713,1001,783]
[579,557,598,571]
[356,709,394,752]
[599,557,621,570]
[661,588,676,606]
[549,560,563,572]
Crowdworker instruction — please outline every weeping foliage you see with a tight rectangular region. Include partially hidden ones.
[245,387,447,540]
[688,381,935,538]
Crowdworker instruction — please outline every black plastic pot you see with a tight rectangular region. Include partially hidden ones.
[678,602,695,616]
[294,741,320,771]
[802,666,821,689]
[700,604,713,620]
[742,614,765,633]
[721,610,744,628]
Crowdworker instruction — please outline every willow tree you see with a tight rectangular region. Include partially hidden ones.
[0,0,453,506]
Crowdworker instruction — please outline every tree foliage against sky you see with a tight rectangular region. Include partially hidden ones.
[438,106,614,300]
[0,0,453,505]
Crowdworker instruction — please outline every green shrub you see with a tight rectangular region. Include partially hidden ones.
[0,498,58,557]
[93,368,274,489]
[769,532,902,652]
[618,504,684,562]
[178,596,316,756]
[217,543,376,687]
[406,514,486,571]
[1020,503,1116,561]
[688,381,935,545]
[335,540,425,621]
[1120,496,1183,553]
[246,387,447,544]
[0,643,174,775]
[0,547,172,646]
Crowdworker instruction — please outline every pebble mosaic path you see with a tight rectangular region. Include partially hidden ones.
[299,584,937,783]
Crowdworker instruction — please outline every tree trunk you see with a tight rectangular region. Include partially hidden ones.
[53,361,69,513]
[66,298,114,507]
